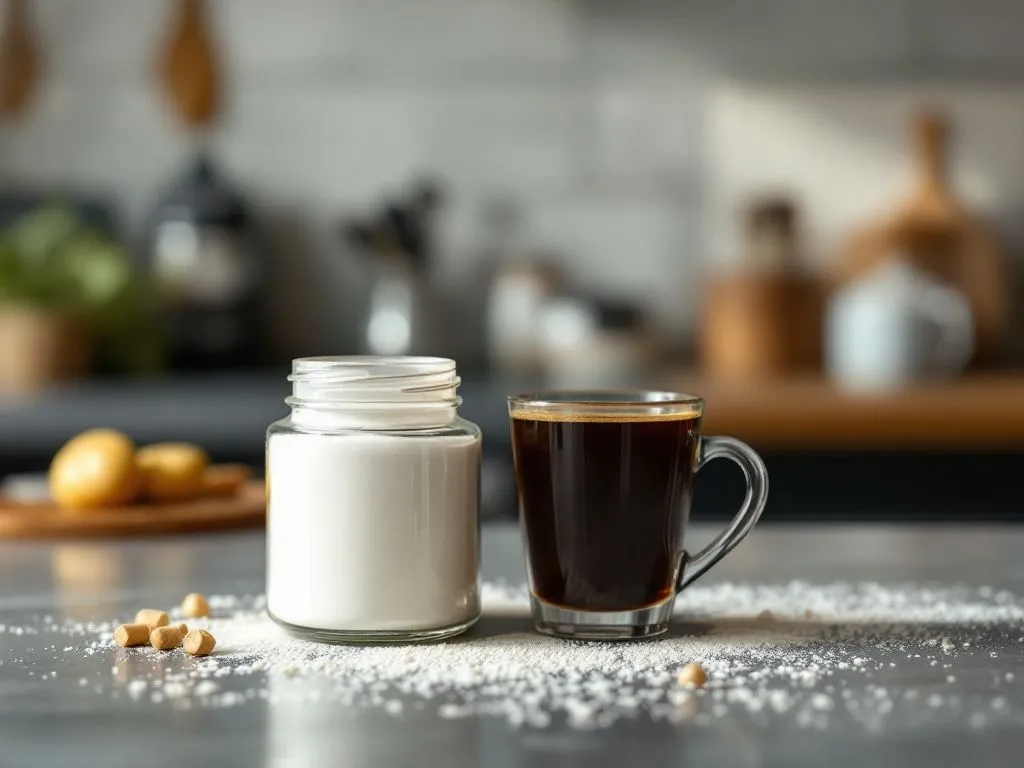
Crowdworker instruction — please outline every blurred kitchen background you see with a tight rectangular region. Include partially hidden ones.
[1,0,1023,522]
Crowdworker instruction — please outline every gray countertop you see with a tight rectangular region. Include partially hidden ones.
[1,523,1023,767]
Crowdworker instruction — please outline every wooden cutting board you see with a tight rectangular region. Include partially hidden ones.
[0,479,265,539]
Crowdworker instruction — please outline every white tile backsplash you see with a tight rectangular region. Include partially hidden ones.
[586,83,703,185]
[422,86,585,194]
[0,83,185,220]
[578,0,696,77]
[32,0,163,82]
[216,87,432,207]
[337,0,579,72]
[526,191,700,333]
[216,0,352,74]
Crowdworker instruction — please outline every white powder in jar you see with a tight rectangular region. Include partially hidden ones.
[266,431,480,633]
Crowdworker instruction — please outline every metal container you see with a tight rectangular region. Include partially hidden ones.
[143,154,266,369]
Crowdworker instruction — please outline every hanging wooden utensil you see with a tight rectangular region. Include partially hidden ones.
[834,109,1008,365]
[0,0,41,119]
[158,0,220,128]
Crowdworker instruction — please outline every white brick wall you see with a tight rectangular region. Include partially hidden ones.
[1,0,1022,356]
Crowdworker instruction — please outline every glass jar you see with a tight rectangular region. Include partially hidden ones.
[266,356,482,643]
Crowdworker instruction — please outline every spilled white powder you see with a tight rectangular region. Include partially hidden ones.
[39,581,1024,731]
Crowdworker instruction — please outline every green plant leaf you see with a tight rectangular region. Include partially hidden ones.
[56,232,132,310]
[1,205,80,268]
[0,203,168,374]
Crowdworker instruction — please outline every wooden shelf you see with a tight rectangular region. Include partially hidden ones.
[661,372,1024,451]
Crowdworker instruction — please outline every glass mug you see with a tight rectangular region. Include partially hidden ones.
[509,391,768,640]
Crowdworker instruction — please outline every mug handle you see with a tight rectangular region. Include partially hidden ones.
[677,435,769,589]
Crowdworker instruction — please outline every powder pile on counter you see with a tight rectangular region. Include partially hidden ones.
[65,581,1022,730]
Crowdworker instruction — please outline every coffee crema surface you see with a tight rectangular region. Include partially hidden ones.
[511,410,700,612]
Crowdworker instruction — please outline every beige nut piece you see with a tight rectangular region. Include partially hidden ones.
[677,663,707,689]
[150,625,184,650]
[183,629,216,657]
[135,609,169,629]
[113,623,151,648]
[176,623,189,636]
[181,593,210,618]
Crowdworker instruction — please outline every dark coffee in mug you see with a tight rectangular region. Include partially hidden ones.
[511,410,700,612]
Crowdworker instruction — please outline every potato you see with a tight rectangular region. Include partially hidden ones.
[49,429,140,511]
[201,463,252,497]
[137,442,210,502]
